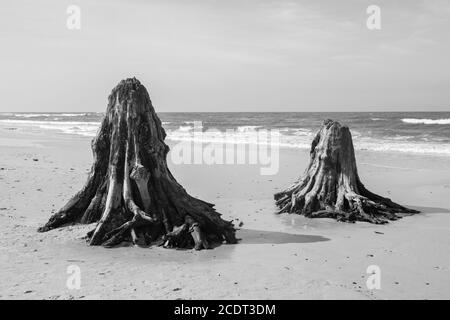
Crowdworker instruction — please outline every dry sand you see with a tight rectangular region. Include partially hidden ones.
[1,125,449,299]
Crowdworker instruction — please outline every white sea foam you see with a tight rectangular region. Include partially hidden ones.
[12,113,90,118]
[402,118,450,125]
[0,119,101,137]
[13,113,53,118]
[1,119,450,156]
[177,125,193,132]
[236,125,263,132]
[60,113,88,117]
[165,127,450,155]
[279,128,313,136]
[353,138,450,155]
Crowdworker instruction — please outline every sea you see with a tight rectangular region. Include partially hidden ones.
[1,112,450,156]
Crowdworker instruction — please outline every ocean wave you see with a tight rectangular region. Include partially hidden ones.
[0,119,100,125]
[13,113,54,118]
[165,128,450,156]
[1,119,450,156]
[60,113,89,117]
[279,128,313,136]
[354,138,450,155]
[0,119,101,137]
[236,125,262,132]
[182,121,203,128]
[177,125,193,132]
[166,128,306,149]
[12,113,91,118]
[402,118,450,125]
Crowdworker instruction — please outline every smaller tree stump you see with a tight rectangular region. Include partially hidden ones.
[274,119,419,224]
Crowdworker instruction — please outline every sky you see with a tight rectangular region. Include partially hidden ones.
[0,0,449,112]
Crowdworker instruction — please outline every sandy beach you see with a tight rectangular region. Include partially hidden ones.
[1,123,449,300]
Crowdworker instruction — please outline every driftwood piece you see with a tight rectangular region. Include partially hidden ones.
[274,119,419,224]
[38,78,236,249]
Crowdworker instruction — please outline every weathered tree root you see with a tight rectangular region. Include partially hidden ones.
[38,78,237,250]
[274,119,419,224]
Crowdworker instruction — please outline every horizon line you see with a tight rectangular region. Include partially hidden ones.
[1,110,450,114]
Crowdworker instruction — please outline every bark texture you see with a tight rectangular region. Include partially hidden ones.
[274,119,419,224]
[38,78,236,249]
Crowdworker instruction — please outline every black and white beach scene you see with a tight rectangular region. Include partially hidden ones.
[0,0,449,301]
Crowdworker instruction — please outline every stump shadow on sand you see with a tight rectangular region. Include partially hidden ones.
[408,205,450,214]
[236,229,329,245]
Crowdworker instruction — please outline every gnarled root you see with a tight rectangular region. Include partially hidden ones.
[161,215,210,250]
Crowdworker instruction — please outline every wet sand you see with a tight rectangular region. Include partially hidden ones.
[1,125,449,299]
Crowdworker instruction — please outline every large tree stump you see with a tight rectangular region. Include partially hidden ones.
[274,119,419,224]
[38,78,236,249]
